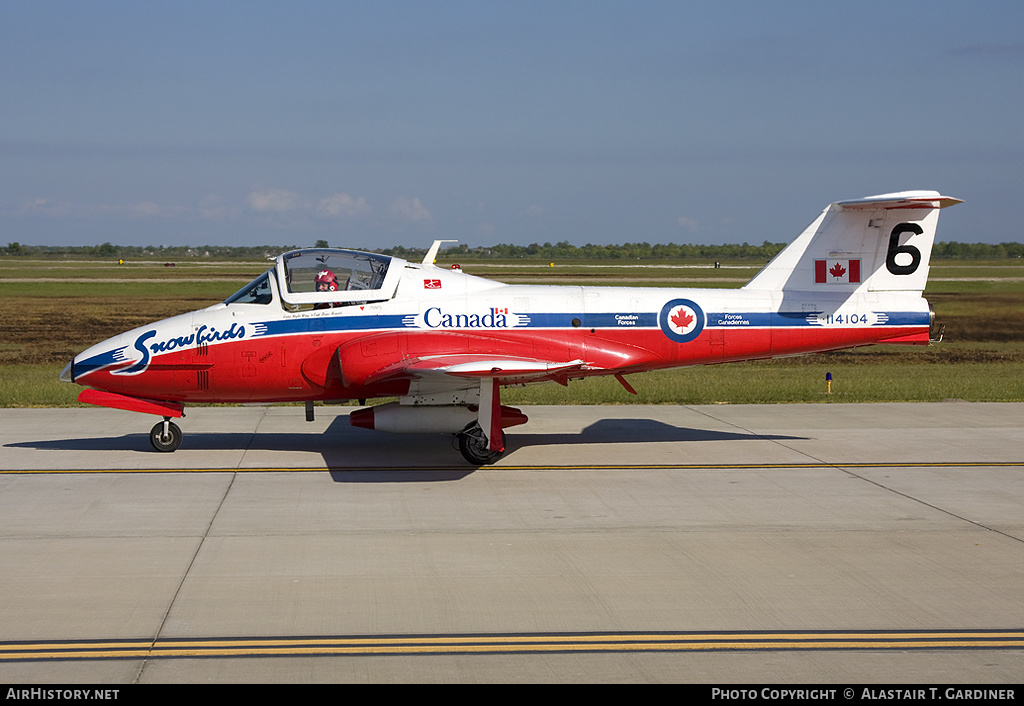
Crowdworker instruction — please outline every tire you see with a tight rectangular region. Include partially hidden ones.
[457,423,505,465]
[150,420,182,452]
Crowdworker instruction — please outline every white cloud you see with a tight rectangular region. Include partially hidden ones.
[677,216,699,232]
[95,201,183,219]
[317,193,370,218]
[247,188,303,212]
[199,194,240,221]
[243,188,431,230]
[130,202,162,217]
[520,205,545,218]
[16,198,184,220]
[388,196,433,223]
[18,198,71,216]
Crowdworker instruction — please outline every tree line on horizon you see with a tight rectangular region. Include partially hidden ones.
[4,239,1024,261]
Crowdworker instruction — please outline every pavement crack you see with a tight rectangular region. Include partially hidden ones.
[131,471,238,684]
[828,466,1024,545]
[685,405,1024,545]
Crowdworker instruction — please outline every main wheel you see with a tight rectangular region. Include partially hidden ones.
[149,420,182,452]
[457,423,505,465]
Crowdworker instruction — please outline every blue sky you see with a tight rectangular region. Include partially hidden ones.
[2,1,1021,249]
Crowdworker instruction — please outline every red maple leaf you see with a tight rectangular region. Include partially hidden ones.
[671,308,694,330]
[829,262,847,279]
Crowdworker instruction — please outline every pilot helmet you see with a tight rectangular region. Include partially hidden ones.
[315,269,338,292]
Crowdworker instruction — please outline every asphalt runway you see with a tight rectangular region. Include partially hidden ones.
[1,402,1022,683]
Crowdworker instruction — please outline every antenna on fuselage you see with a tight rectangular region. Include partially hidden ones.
[422,240,458,266]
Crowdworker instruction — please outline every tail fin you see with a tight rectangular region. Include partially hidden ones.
[743,191,961,293]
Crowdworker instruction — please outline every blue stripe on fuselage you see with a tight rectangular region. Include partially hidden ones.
[245,310,928,336]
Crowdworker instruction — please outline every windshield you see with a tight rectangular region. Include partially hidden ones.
[224,271,273,305]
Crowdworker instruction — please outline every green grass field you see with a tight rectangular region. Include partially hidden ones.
[2,256,1022,407]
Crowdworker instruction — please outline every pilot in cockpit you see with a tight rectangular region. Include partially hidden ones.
[314,269,342,309]
[315,269,339,293]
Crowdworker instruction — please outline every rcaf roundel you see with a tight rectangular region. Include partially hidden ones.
[659,298,705,343]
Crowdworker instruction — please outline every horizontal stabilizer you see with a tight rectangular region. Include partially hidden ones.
[834,192,963,211]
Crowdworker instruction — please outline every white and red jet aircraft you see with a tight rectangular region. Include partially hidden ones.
[62,190,960,464]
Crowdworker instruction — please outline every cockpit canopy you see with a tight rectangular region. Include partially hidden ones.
[224,248,405,309]
[277,248,401,306]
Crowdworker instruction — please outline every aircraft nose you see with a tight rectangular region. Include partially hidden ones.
[59,360,75,383]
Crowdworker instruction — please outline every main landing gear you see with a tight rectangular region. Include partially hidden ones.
[457,422,506,465]
[150,417,182,453]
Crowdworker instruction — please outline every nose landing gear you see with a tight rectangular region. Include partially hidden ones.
[150,417,182,452]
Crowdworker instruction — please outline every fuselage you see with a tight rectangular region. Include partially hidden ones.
[66,251,932,404]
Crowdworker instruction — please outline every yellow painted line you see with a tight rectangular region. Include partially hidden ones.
[2,631,1023,660]
[2,461,1023,475]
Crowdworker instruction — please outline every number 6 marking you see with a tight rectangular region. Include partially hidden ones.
[886,223,922,275]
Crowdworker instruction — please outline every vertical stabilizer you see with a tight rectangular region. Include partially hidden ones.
[743,191,961,294]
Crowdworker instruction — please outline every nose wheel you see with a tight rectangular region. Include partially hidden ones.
[150,418,182,452]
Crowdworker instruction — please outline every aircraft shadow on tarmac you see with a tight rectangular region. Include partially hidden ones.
[7,416,806,481]
[512,418,805,447]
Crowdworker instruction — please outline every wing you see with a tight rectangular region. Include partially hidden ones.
[301,329,594,392]
[364,354,588,389]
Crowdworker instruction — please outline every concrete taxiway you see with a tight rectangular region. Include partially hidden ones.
[0,402,1022,683]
